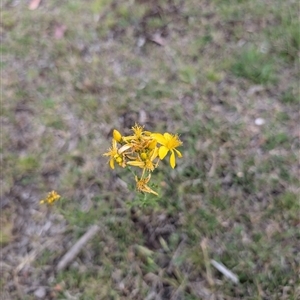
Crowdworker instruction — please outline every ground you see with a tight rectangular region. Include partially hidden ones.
[1,0,299,299]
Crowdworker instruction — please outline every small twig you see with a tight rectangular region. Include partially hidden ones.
[56,225,100,271]
[208,151,217,177]
[210,259,239,284]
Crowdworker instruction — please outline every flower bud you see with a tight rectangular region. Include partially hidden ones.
[140,152,148,160]
[113,129,122,142]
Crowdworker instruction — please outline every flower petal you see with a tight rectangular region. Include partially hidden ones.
[170,150,176,168]
[152,133,166,145]
[174,148,182,158]
[159,146,169,160]
[127,161,145,168]
[118,144,131,154]
[109,158,115,169]
[149,147,159,161]
[163,132,172,140]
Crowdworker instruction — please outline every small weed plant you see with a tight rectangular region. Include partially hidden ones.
[41,123,183,207]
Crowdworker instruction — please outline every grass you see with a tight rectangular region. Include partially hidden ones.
[1,0,299,299]
[231,45,276,84]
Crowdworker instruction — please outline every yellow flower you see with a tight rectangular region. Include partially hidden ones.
[103,139,119,169]
[103,125,183,199]
[40,190,61,205]
[135,175,158,196]
[123,124,151,142]
[132,123,144,139]
[127,147,159,172]
[103,140,131,169]
[152,133,182,168]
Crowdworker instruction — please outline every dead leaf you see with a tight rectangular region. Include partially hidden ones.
[150,32,166,46]
[29,0,41,10]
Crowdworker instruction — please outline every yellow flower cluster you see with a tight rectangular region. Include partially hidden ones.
[103,124,182,195]
[40,190,61,205]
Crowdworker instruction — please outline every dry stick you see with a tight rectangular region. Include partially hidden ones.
[208,151,217,177]
[210,259,239,284]
[56,225,100,271]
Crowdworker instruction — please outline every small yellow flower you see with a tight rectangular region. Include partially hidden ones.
[103,139,132,169]
[40,191,61,205]
[127,147,159,172]
[103,124,183,200]
[135,175,158,196]
[132,123,144,139]
[123,124,151,142]
[152,133,182,168]
[103,139,119,169]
